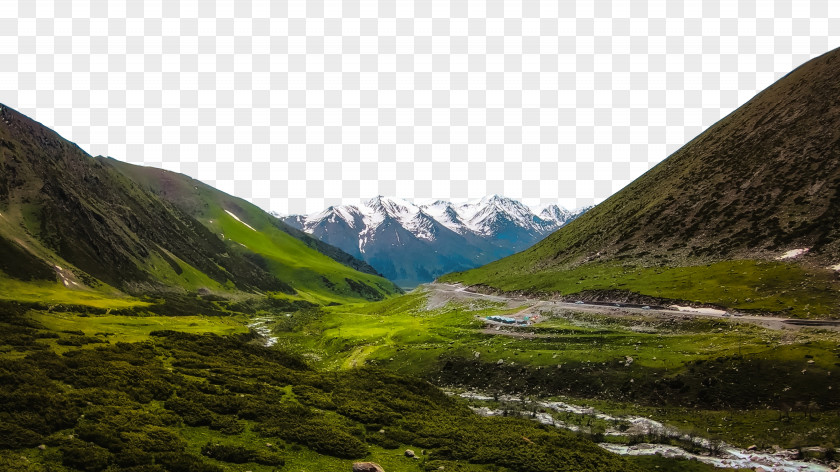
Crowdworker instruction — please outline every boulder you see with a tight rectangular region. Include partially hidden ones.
[404,449,415,458]
[352,462,385,472]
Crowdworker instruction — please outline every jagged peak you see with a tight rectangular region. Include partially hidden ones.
[291,196,589,239]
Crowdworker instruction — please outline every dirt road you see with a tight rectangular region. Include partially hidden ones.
[424,283,840,332]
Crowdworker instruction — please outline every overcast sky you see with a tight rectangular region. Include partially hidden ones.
[1,0,838,214]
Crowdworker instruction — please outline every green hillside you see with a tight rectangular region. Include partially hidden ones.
[104,158,401,304]
[443,47,840,318]
[0,103,399,305]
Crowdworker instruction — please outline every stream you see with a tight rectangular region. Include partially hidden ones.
[455,391,833,471]
[247,316,278,347]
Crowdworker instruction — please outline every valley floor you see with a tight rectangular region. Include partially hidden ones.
[2,283,839,471]
[269,284,840,468]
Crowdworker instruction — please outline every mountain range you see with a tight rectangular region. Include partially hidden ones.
[0,103,401,305]
[443,46,840,317]
[282,196,588,287]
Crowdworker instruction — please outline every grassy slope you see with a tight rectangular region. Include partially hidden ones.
[211,207,399,304]
[0,103,284,296]
[443,48,840,318]
[103,157,402,304]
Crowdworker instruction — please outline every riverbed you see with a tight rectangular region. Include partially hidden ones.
[454,391,833,471]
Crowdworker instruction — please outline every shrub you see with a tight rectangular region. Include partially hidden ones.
[59,440,111,471]
[154,452,224,472]
[200,443,284,466]
[0,423,42,449]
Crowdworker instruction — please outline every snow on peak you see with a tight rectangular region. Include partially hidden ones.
[538,204,573,222]
[361,196,420,228]
[463,195,543,234]
[290,196,588,239]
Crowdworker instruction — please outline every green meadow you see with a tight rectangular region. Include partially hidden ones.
[0,278,150,309]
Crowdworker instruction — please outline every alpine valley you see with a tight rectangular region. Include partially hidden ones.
[282,196,588,287]
[2,48,840,472]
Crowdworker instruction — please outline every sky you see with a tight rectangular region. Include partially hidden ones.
[1,0,838,214]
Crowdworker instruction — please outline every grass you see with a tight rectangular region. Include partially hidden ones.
[27,311,247,344]
[442,260,840,318]
[273,292,523,372]
[0,278,150,309]
[143,251,230,293]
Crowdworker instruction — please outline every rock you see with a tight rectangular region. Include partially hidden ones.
[37,444,46,450]
[352,463,385,472]
[624,356,634,366]
[473,351,480,359]
[496,359,504,365]
[404,449,415,458]
[747,444,758,451]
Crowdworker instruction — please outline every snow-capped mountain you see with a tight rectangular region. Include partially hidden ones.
[281,196,588,288]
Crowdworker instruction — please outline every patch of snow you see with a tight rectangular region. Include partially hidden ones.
[224,210,257,231]
[403,212,437,241]
[54,265,77,288]
[777,248,809,260]
[422,201,467,233]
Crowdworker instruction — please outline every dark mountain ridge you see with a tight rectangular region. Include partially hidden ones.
[444,47,840,317]
[0,104,398,301]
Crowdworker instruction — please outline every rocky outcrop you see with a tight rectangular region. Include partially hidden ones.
[352,462,385,472]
